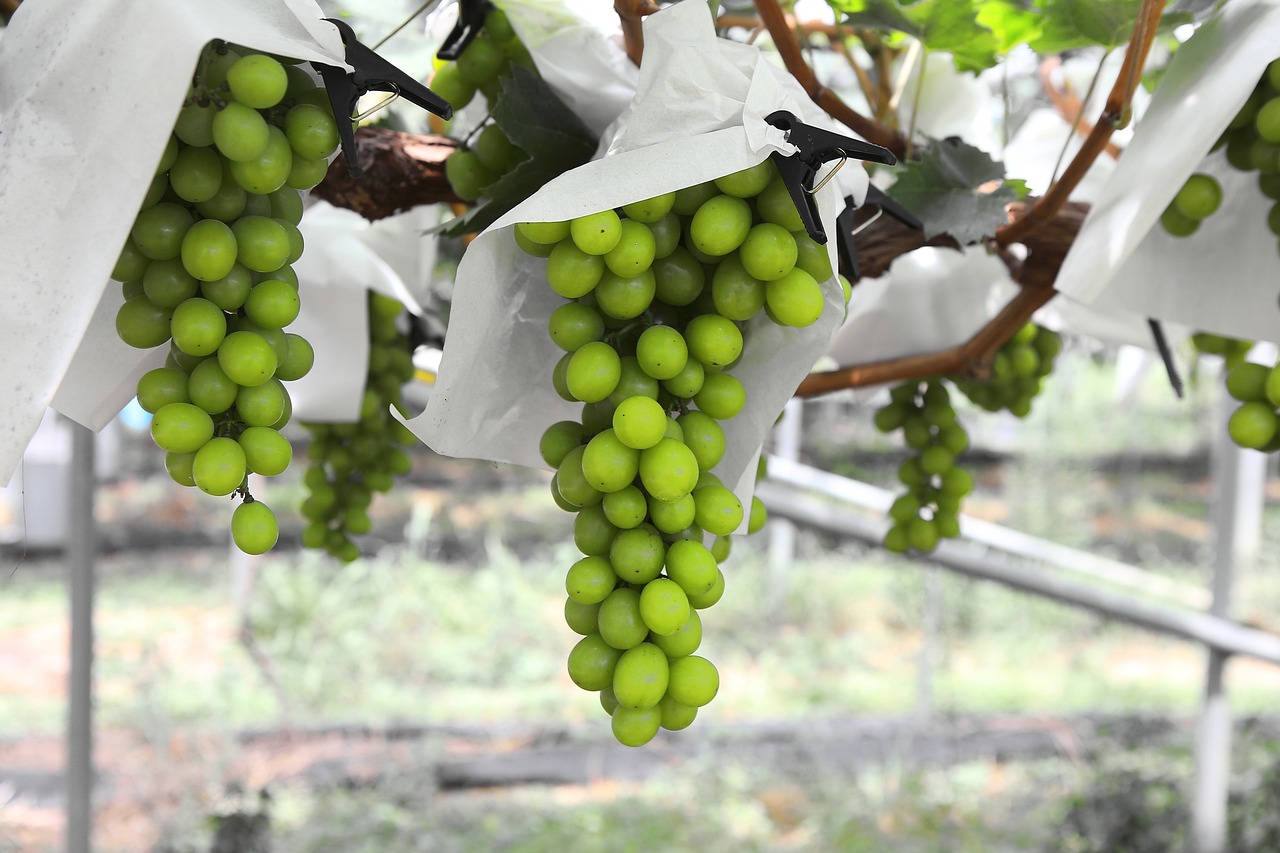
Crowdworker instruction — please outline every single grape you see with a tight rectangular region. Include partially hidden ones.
[193,436,248,496]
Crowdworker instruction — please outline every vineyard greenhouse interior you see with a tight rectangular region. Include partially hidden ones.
[4,0,1280,850]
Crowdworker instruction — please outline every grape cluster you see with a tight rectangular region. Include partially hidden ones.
[874,381,971,553]
[873,323,1060,553]
[1172,59,1280,241]
[114,42,340,555]
[428,8,536,201]
[298,292,418,562]
[1192,332,1255,372]
[516,158,842,746]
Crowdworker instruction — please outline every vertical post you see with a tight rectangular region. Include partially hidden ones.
[1189,372,1267,853]
[916,566,941,716]
[66,423,95,853]
[767,398,803,602]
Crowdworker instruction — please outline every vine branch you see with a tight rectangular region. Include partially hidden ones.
[312,126,461,219]
[615,0,659,67]
[754,0,907,157]
[1040,58,1123,161]
[996,0,1166,246]
[795,200,1088,397]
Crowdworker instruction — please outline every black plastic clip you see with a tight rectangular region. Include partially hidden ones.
[316,17,454,179]
[835,185,923,282]
[765,110,897,245]
[437,0,495,61]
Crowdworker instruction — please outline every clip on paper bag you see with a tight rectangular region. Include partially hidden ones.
[406,0,878,517]
[1053,0,1280,346]
[0,0,349,485]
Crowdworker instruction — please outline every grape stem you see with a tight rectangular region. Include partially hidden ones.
[795,199,1086,397]
[996,0,1166,247]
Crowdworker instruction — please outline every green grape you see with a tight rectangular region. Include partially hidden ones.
[635,326,688,381]
[639,579,690,637]
[132,202,194,260]
[686,567,725,609]
[764,267,824,327]
[574,504,619,556]
[647,212,682,259]
[556,446,603,508]
[1257,97,1280,143]
[276,333,315,381]
[181,219,238,282]
[193,437,247,496]
[650,608,702,659]
[597,588,649,650]
[692,485,743,536]
[171,297,227,356]
[748,496,767,534]
[714,160,773,198]
[544,240,605,298]
[1173,173,1223,220]
[136,367,190,413]
[685,314,743,368]
[165,451,198,487]
[710,255,766,321]
[609,356,661,406]
[540,420,586,467]
[739,222,798,281]
[622,193,676,224]
[666,655,719,707]
[239,426,292,476]
[232,500,278,555]
[150,402,214,453]
[566,341,622,403]
[284,103,340,160]
[662,358,705,399]
[694,373,746,420]
[429,62,475,111]
[604,220,657,277]
[245,279,300,328]
[457,34,504,84]
[567,634,623,691]
[236,378,286,427]
[169,145,223,203]
[1229,402,1278,449]
[232,216,290,273]
[609,526,666,584]
[612,396,668,450]
[756,178,804,231]
[1226,362,1271,402]
[227,54,287,109]
[445,149,496,201]
[659,695,698,731]
[201,264,253,311]
[639,438,700,502]
[113,238,151,283]
[652,248,705,306]
[677,411,725,472]
[229,126,293,194]
[611,705,661,747]
[664,539,717,597]
[582,429,641,493]
[672,181,719,216]
[603,485,649,529]
[613,643,670,709]
[174,103,216,147]
[647,491,696,535]
[594,270,656,320]
[792,230,833,281]
[212,102,270,162]
[143,257,199,308]
[689,195,751,256]
[571,210,623,255]
[218,331,277,386]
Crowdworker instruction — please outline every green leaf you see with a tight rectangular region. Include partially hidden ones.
[827,0,1000,73]
[889,137,1016,244]
[1004,178,1031,200]
[975,0,1043,54]
[1028,0,1191,53]
[441,66,597,238]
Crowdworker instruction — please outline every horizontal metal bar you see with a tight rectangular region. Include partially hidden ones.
[755,479,1280,666]
[764,456,1211,609]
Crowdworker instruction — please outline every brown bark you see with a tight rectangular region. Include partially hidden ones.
[0,0,21,24]
[312,126,462,220]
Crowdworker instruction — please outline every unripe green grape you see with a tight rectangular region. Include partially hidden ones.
[612,396,668,450]
[609,525,666,584]
[446,149,497,202]
[457,34,504,84]
[686,567,725,609]
[574,504,619,556]
[227,54,288,109]
[689,195,752,256]
[171,296,227,356]
[756,178,804,231]
[603,219,657,277]
[611,705,661,747]
[765,267,825,327]
[232,215,291,273]
[710,255,766,321]
[567,633,622,690]
[710,535,732,562]
[556,445,603,508]
[677,411,725,472]
[792,230,834,281]
[1173,173,1223,220]
[230,126,293,194]
[174,103,216,147]
[429,62,475,112]
[571,210,623,255]
[113,238,151,283]
[739,222,798,282]
[647,491,696,535]
[594,270,656,320]
[613,642,670,709]
[201,264,253,311]
[647,212,682,259]
[151,402,213,453]
[608,357,661,406]
[714,160,774,198]
[165,451,197,487]
[245,279,300,329]
[635,325,688,381]
[748,496,767,534]
[143,257,199,308]
[672,181,719,215]
[652,247,706,306]
[597,588,649,650]
[239,426,292,476]
[1228,401,1278,449]
[545,240,605,298]
[217,331,277,387]
[1226,362,1271,402]
[276,333,315,381]
[193,436,247,496]
[540,420,585,468]
[136,367,190,413]
[908,516,940,552]
[132,202,194,260]
[232,500,279,555]
[236,378,286,427]
[603,485,649,529]
[694,373,746,420]
[622,192,676,224]
[685,314,742,368]
[639,438,700,502]
[169,145,223,204]
[181,219,238,282]
[666,655,719,707]
[650,608,702,659]
[284,103,340,161]
[581,399,617,436]
[659,695,698,731]
[566,341,622,403]
[582,429,641,493]
[693,484,743,536]
[662,358,705,399]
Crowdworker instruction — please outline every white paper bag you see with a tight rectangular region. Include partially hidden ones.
[406,0,868,511]
[1054,0,1280,345]
[0,0,350,484]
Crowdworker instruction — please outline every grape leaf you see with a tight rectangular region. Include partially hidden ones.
[1029,0,1190,53]
[974,0,1043,54]
[441,66,597,237]
[889,137,1016,244]
[827,0,1000,73]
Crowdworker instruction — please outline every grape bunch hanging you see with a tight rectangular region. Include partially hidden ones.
[514,158,842,746]
[875,323,1061,553]
[428,7,536,202]
[298,292,419,562]
[113,41,339,555]
[1162,58,1280,239]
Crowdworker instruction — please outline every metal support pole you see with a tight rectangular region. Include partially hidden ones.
[1190,377,1267,853]
[66,423,95,853]
[767,398,803,602]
